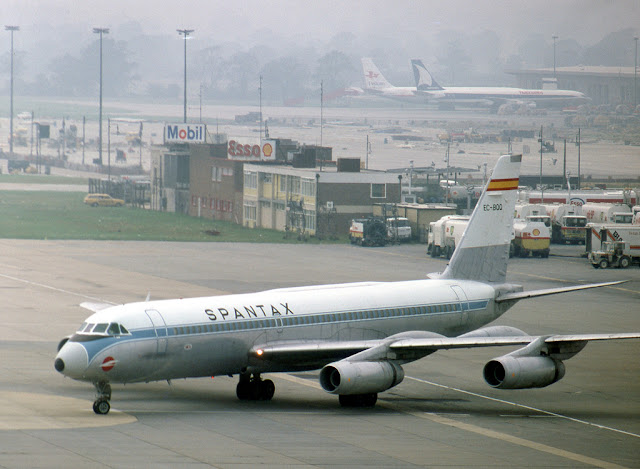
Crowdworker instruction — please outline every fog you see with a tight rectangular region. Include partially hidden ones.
[2,0,639,103]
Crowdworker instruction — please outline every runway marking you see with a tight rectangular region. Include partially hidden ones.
[0,272,117,305]
[408,376,640,439]
[278,374,632,469]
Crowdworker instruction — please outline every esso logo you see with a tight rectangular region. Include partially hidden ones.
[533,228,540,236]
[228,140,261,158]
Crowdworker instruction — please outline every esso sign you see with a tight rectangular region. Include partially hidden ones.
[228,141,261,158]
[227,139,276,161]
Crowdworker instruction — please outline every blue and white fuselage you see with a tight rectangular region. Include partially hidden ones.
[56,279,497,384]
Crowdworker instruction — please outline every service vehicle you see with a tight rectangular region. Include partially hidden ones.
[541,204,587,244]
[512,219,550,258]
[582,203,632,224]
[386,217,412,242]
[427,215,470,258]
[83,193,125,207]
[349,218,387,246]
[585,224,640,258]
[588,241,635,269]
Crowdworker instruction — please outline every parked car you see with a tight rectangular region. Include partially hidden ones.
[84,193,125,207]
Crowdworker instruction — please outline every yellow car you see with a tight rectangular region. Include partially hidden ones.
[84,193,125,207]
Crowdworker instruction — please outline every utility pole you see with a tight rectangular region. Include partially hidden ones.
[93,27,109,165]
[5,25,19,157]
[539,125,543,190]
[634,36,638,109]
[552,34,558,78]
[320,80,324,146]
[576,128,581,189]
[177,29,194,123]
[259,75,263,140]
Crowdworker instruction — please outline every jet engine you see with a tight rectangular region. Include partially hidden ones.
[483,355,565,389]
[319,360,404,395]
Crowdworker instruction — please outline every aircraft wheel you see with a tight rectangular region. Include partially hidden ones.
[260,379,275,400]
[93,398,110,415]
[236,381,251,400]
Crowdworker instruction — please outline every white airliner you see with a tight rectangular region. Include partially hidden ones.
[55,154,638,414]
[411,59,590,109]
[348,58,425,102]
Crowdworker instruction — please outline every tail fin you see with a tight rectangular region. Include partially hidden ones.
[440,154,521,283]
[411,59,443,91]
[361,58,392,90]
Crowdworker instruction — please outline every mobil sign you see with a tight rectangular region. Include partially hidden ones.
[164,123,206,144]
[227,138,277,161]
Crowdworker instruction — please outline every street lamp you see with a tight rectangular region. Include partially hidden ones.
[177,29,194,123]
[93,27,109,166]
[634,36,638,109]
[5,25,19,157]
[552,34,558,78]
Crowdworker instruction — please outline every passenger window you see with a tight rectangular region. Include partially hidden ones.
[107,323,120,335]
[93,323,108,334]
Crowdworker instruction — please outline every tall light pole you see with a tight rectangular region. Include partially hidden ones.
[93,27,109,166]
[552,34,558,78]
[177,29,194,123]
[634,36,638,109]
[5,26,19,157]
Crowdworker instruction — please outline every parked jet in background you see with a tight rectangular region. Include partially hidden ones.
[411,59,590,109]
[350,58,426,102]
[55,154,638,414]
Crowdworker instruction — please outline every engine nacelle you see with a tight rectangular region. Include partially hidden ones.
[483,355,565,389]
[319,360,404,395]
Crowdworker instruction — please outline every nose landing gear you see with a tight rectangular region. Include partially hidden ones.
[93,380,112,414]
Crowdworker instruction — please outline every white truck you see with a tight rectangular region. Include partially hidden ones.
[512,219,551,258]
[585,223,640,259]
[427,215,543,259]
[386,217,412,242]
[541,204,587,244]
[582,203,632,224]
[427,215,470,259]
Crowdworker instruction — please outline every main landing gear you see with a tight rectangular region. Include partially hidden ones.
[338,393,378,408]
[236,373,275,401]
[93,380,112,415]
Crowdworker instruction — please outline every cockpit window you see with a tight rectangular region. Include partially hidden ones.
[120,324,129,334]
[77,322,88,333]
[93,323,108,334]
[83,323,95,333]
[107,323,121,335]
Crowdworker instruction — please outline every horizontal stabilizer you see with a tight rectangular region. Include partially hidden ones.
[495,280,627,303]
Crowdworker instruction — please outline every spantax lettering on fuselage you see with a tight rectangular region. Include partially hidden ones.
[205,302,294,321]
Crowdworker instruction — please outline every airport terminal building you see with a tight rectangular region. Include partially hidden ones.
[508,66,638,106]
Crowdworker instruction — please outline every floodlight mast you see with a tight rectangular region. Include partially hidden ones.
[177,29,194,123]
[93,27,109,166]
[5,25,19,158]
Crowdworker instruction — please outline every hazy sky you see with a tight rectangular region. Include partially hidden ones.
[2,0,638,51]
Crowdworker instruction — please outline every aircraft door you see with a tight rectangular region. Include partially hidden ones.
[145,309,168,354]
[450,285,469,325]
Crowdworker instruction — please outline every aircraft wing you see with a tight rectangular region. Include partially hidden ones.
[495,280,627,303]
[250,331,640,367]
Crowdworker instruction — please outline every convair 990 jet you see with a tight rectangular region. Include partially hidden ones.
[55,154,639,414]
[411,59,590,109]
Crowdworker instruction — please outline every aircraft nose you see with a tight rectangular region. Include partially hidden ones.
[54,341,88,379]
